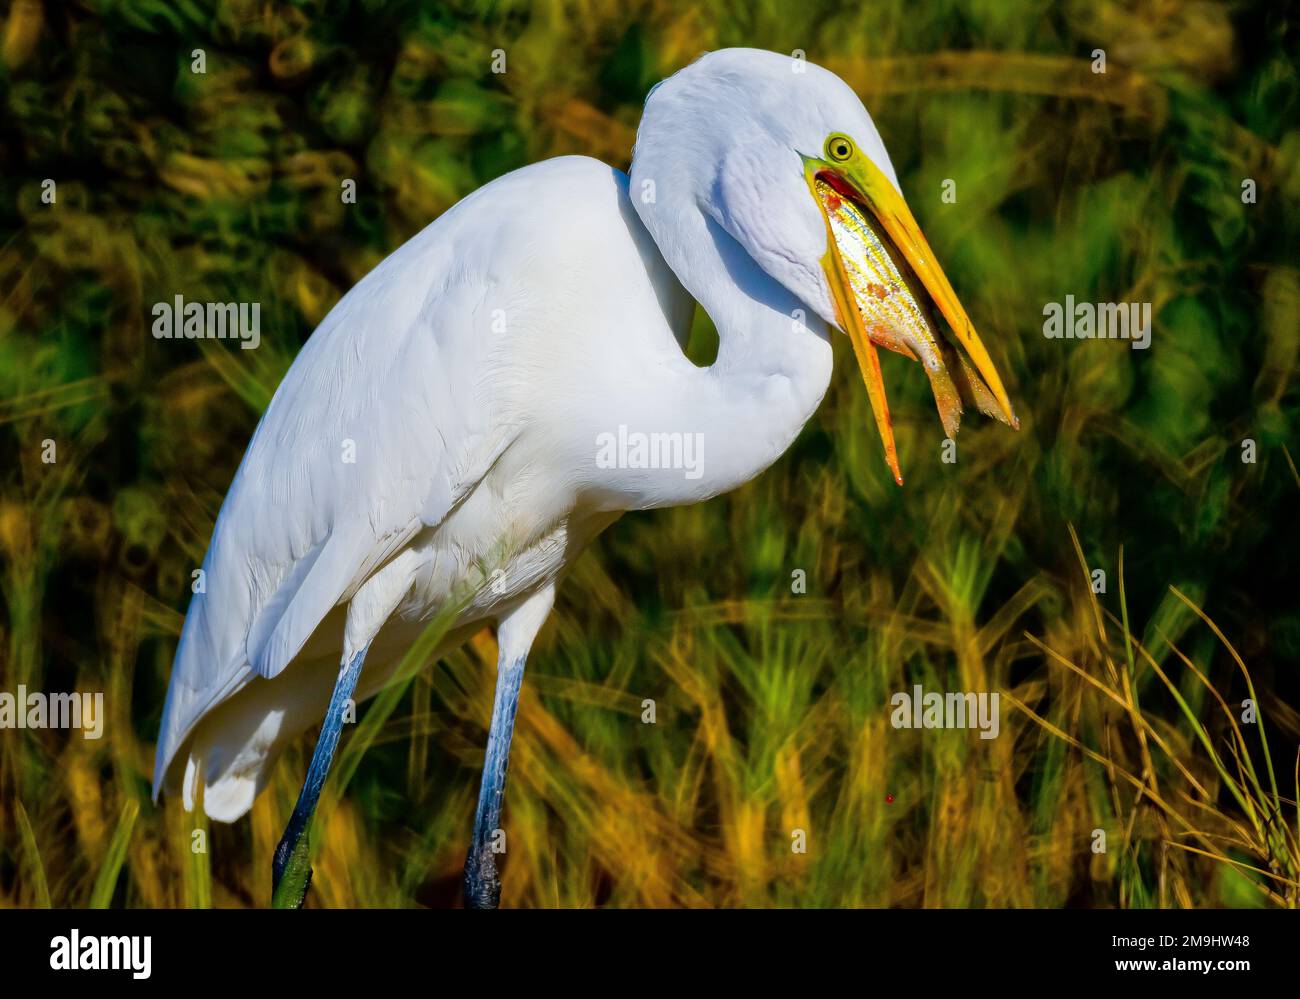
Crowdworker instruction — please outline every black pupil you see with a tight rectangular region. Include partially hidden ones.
[835,142,848,157]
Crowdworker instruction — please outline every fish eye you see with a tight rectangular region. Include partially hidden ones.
[826,135,854,162]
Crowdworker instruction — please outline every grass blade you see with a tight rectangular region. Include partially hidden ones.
[90,798,139,908]
[14,798,51,908]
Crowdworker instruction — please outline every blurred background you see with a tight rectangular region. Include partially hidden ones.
[0,0,1297,908]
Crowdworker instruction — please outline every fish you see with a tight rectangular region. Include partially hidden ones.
[814,175,1013,442]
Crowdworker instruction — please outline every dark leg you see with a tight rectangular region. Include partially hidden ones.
[462,654,526,909]
[271,643,368,909]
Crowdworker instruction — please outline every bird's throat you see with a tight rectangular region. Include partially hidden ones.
[629,207,834,508]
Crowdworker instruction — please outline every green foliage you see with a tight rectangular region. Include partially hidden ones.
[0,0,1296,907]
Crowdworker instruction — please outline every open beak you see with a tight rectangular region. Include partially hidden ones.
[806,155,1017,485]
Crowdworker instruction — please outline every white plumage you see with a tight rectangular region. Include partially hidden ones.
[153,156,696,818]
[153,48,1014,890]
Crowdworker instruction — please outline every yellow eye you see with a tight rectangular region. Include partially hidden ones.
[826,135,854,162]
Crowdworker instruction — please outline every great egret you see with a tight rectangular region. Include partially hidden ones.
[152,47,1017,909]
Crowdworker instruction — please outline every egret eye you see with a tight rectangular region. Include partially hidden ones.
[826,135,854,162]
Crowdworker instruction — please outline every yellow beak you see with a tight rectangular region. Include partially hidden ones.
[807,155,1017,485]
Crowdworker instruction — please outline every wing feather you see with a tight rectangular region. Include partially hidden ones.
[152,247,506,797]
[151,155,654,802]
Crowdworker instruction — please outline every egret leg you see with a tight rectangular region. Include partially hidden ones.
[462,653,526,909]
[271,643,368,909]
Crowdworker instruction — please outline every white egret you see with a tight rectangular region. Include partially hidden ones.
[152,47,1017,908]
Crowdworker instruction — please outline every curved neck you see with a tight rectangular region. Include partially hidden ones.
[625,185,833,509]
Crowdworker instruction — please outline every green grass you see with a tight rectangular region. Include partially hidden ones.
[0,0,1297,907]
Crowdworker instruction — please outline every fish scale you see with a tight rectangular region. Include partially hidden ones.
[814,176,966,439]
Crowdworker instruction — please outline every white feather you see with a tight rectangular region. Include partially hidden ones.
[154,49,912,821]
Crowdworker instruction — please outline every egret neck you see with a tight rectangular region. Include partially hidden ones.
[627,169,834,510]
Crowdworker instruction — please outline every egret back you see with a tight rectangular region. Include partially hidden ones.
[152,156,694,818]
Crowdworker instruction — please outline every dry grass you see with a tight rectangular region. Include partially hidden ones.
[1,0,1297,907]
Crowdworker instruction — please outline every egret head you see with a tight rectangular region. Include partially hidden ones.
[632,48,1017,484]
